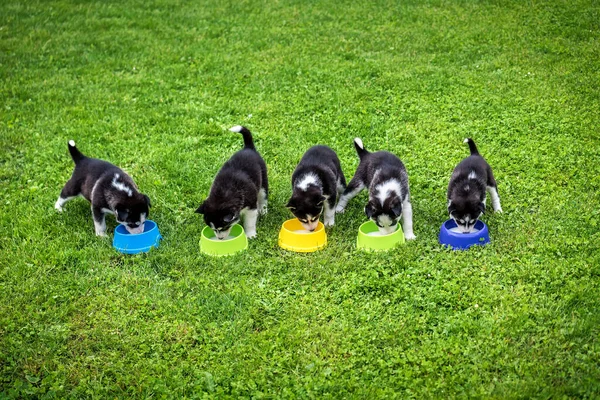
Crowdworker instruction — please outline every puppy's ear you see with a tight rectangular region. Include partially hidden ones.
[390,198,402,217]
[478,202,486,215]
[448,200,456,214]
[195,202,205,214]
[316,195,326,207]
[116,208,129,222]
[364,202,376,219]
[143,194,152,208]
[285,199,296,211]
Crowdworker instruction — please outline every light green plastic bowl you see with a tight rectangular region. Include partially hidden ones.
[356,221,405,251]
[200,224,248,256]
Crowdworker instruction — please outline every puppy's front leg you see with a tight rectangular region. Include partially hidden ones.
[401,199,416,240]
[324,197,336,227]
[92,206,108,237]
[243,208,259,239]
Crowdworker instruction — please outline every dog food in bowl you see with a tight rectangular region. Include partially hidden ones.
[200,224,248,256]
[278,219,327,252]
[113,220,162,254]
[356,220,405,251]
[439,219,490,250]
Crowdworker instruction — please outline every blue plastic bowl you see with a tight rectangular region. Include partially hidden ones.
[113,220,162,254]
[439,219,490,250]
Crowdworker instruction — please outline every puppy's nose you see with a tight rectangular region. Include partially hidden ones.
[309,228,315,232]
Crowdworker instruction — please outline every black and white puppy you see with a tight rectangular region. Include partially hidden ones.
[336,138,416,239]
[196,126,268,240]
[286,146,346,231]
[447,138,502,233]
[55,140,151,236]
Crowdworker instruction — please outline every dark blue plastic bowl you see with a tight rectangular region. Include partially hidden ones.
[439,219,490,250]
[113,220,162,254]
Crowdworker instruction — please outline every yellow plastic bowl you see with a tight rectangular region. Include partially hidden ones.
[278,219,327,253]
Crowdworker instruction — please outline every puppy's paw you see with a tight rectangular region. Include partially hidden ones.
[246,231,257,239]
[259,206,268,215]
[404,232,417,241]
[324,218,335,227]
[335,205,345,213]
[55,205,64,212]
[495,207,503,213]
[95,230,108,237]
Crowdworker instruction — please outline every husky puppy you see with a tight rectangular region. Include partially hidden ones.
[196,126,268,239]
[336,138,415,239]
[286,146,346,231]
[447,138,502,233]
[55,140,151,236]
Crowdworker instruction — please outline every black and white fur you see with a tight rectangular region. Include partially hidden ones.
[447,138,502,233]
[55,140,151,236]
[196,126,268,240]
[286,146,346,231]
[336,138,415,239]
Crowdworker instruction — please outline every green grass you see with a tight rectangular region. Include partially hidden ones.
[1,0,599,397]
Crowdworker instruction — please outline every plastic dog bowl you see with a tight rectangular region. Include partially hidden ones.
[278,219,327,253]
[199,224,248,256]
[356,221,405,251]
[113,220,162,254]
[439,219,490,250]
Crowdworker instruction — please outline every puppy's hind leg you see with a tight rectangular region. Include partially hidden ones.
[257,188,268,216]
[486,167,502,213]
[55,179,80,212]
[92,206,108,237]
[258,166,269,215]
[337,174,347,195]
[487,186,502,213]
[401,199,416,240]
[335,178,364,213]
[324,197,336,227]
[242,208,259,239]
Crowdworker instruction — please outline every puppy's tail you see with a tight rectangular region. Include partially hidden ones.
[229,125,255,151]
[353,137,369,160]
[68,140,85,164]
[463,138,480,156]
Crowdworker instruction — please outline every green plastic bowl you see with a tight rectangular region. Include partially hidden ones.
[356,221,405,251]
[199,224,248,256]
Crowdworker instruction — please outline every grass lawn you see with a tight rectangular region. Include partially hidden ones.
[1,0,599,397]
